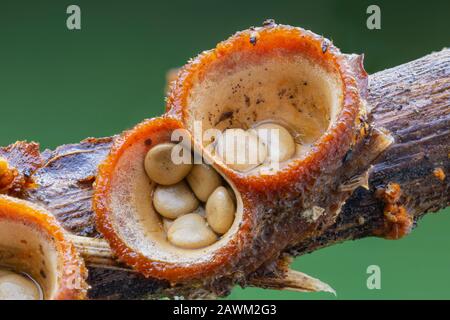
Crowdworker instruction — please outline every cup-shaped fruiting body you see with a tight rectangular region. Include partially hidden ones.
[0,195,88,300]
[95,23,369,286]
[94,118,243,282]
[165,23,369,279]
[167,22,367,180]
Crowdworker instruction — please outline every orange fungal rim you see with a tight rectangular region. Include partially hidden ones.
[0,195,88,300]
[94,117,252,282]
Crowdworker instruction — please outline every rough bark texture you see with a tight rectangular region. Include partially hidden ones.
[1,49,449,299]
[289,48,449,256]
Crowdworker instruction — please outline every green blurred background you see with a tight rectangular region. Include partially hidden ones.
[0,0,449,299]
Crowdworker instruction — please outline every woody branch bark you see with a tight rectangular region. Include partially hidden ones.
[289,48,449,256]
[1,49,449,299]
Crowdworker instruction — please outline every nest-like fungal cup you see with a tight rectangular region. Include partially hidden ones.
[95,23,368,286]
[94,118,246,282]
[0,195,88,300]
[168,23,365,184]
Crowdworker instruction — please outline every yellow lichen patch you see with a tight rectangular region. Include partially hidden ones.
[374,182,413,240]
[433,167,446,182]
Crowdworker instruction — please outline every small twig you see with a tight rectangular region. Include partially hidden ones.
[250,270,336,295]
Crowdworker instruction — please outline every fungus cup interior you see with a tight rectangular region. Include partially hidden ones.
[183,30,344,173]
[96,118,244,280]
[0,196,86,300]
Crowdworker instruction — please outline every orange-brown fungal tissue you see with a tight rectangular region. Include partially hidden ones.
[0,158,16,194]
[94,22,370,290]
[0,195,88,300]
[375,182,413,240]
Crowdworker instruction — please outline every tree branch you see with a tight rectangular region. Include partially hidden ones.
[289,48,449,256]
[1,49,449,299]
